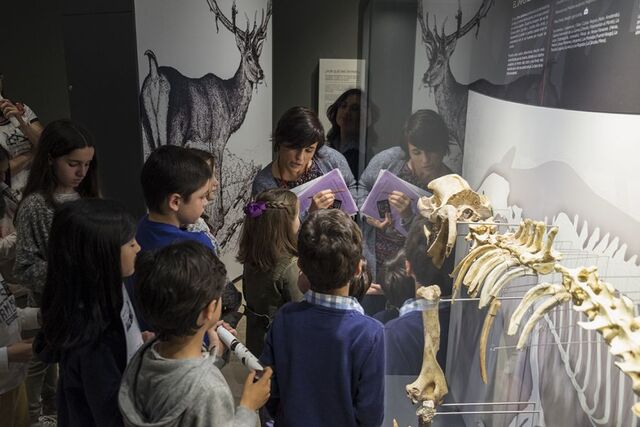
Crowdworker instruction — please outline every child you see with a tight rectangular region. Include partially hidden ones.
[14,119,99,305]
[187,148,242,326]
[0,279,37,427]
[13,119,99,423]
[0,191,39,427]
[119,241,272,427]
[186,148,220,252]
[135,145,241,329]
[237,188,302,355]
[260,209,385,427]
[384,216,450,376]
[349,257,372,302]
[34,198,143,427]
[0,83,44,193]
[0,147,20,285]
[136,145,212,251]
[372,249,416,324]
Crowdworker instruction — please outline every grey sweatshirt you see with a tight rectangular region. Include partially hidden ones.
[119,340,257,427]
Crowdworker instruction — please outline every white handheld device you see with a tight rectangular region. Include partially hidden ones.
[216,326,263,371]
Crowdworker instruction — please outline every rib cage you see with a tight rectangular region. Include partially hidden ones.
[447,204,640,426]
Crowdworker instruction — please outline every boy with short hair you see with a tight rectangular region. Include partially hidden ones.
[385,216,450,376]
[137,145,213,250]
[119,241,272,427]
[135,145,241,329]
[260,209,384,427]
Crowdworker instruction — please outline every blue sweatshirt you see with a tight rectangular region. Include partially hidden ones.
[135,215,213,252]
[132,215,213,332]
[260,301,385,427]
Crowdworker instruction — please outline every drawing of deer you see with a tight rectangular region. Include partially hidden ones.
[418,0,558,156]
[140,0,271,237]
[417,0,493,153]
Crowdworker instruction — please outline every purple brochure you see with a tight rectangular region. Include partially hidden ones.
[290,168,358,215]
[361,169,430,235]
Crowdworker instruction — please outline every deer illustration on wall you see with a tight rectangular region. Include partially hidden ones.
[139,0,271,242]
[417,0,493,154]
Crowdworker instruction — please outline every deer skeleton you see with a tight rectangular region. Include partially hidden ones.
[405,285,448,426]
[417,174,492,269]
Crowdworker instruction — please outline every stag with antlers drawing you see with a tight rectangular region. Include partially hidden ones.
[139,0,271,243]
[417,0,493,154]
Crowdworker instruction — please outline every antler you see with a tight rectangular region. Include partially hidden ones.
[417,1,436,57]
[418,0,493,50]
[252,0,272,43]
[206,0,246,38]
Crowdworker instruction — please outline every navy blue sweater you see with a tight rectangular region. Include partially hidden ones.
[260,301,385,427]
[384,304,450,376]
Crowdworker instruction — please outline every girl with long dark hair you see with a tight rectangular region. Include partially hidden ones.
[35,198,142,427]
[13,119,99,423]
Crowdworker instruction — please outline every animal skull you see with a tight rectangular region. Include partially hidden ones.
[418,174,492,268]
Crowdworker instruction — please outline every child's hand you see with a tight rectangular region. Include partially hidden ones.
[141,331,156,343]
[366,212,392,230]
[207,321,237,357]
[7,339,33,363]
[366,283,384,296]
[240,367,272,411]
[0,99,25,125]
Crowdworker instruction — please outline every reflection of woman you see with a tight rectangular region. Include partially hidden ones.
[326,89,377,178]
[0,93,44,193]
[252,106,358,213]
[360,109,452,280]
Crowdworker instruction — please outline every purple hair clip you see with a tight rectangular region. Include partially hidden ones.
[244,201,268,218]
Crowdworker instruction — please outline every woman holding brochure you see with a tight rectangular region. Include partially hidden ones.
[251,106,358,214]
[359,109,452,282]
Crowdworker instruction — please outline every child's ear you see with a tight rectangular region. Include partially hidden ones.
[203,298,219,322]
[167,193,181,213]
[354,259,363,277]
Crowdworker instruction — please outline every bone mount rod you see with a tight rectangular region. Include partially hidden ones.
[456,221,554,227]
[480,299,501,384]
[491,339,603,351]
